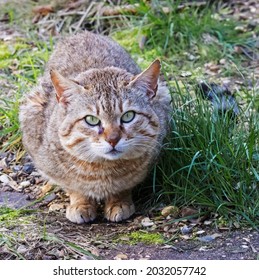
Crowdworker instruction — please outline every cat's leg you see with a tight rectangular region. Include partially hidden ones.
[104,190,135,222]
[66,191,97,224]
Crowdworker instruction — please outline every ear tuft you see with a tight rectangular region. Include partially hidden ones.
[130,59,161,98]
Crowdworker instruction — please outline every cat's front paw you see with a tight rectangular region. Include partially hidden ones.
[66,204,97,224]
[104,202,135,222]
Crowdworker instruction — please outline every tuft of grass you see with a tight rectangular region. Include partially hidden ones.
[0,39,52,151]
[113,0,257,75]
[156,82,259,227]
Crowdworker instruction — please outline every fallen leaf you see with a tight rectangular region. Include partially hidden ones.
[32,5,54,16]
[49,203,65,211]
[198,233,222,242]
[161,205,179,217]
[196,230,206,235]
[114,253,128,260]
[141,217,154,227]
[180,207,199,218]
[40,183,53,196]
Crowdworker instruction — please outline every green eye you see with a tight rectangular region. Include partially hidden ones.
[121,111,135,123]
[85,115,100,126]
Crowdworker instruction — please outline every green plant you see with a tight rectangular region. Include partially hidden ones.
[156,82,259,227]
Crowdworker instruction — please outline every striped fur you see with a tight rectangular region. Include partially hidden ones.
[19,31,171,223]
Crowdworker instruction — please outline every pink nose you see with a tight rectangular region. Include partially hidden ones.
[105,134,121,148]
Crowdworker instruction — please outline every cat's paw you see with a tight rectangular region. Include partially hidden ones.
[66,204,97,224]
[104,202,135,222]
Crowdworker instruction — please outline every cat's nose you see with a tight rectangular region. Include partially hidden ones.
[105,133,121,148]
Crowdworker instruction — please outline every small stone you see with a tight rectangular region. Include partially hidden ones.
[17,245,27,254]
[0,174,10,184]
[181,225,193,235]
[234,26,247,33]
[22,163,34,174]
[12,165,21,172]
[180,71,192,77]
[20,181,31,188]
[31,171,41,177]
[219,58,226,65]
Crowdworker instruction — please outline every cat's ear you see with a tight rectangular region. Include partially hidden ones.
[50,69,80,103]
[129,59,160,99]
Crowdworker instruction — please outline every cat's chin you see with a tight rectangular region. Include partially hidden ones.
[103,150,124,161]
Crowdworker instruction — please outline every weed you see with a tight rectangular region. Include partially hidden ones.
[156,82,259,227]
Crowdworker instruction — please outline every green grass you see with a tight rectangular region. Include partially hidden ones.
[0,38,52,151]
[0,0,258,227]
[156,82,259,227]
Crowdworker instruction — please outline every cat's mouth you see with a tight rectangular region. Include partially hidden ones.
[106,148,122,156]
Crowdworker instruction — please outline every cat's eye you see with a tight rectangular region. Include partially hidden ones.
[85,115,100,126]
[121,111,135,123]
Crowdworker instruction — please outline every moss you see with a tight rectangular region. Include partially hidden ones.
[120,231,164,245]
[112,29,162,69]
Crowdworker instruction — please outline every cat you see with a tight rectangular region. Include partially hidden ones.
[19,31,171,224]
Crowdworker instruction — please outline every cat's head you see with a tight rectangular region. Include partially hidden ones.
[50,60,169,162]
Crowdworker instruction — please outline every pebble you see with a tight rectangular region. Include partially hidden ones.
[17,245,27,254]
[31,171,41,177]
[20,181,31,187]
[181,225,193,235]
[0,174,10,184]
[22,163,34,174]
[12,165,21,172]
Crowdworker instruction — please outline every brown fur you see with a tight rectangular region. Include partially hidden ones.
[19,31,171,223]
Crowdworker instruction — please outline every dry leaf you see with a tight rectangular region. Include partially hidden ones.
[141,217,154,227]
[180,207,199,218]
[40,183,53,196]
[161,205,179,217]
[49,203,65,211]
[33,5,54,16]
[114,253,128,260]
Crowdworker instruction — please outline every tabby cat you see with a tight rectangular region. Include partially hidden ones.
[19,31,171,224]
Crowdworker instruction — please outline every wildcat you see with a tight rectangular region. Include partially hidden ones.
[19,31,171,224]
